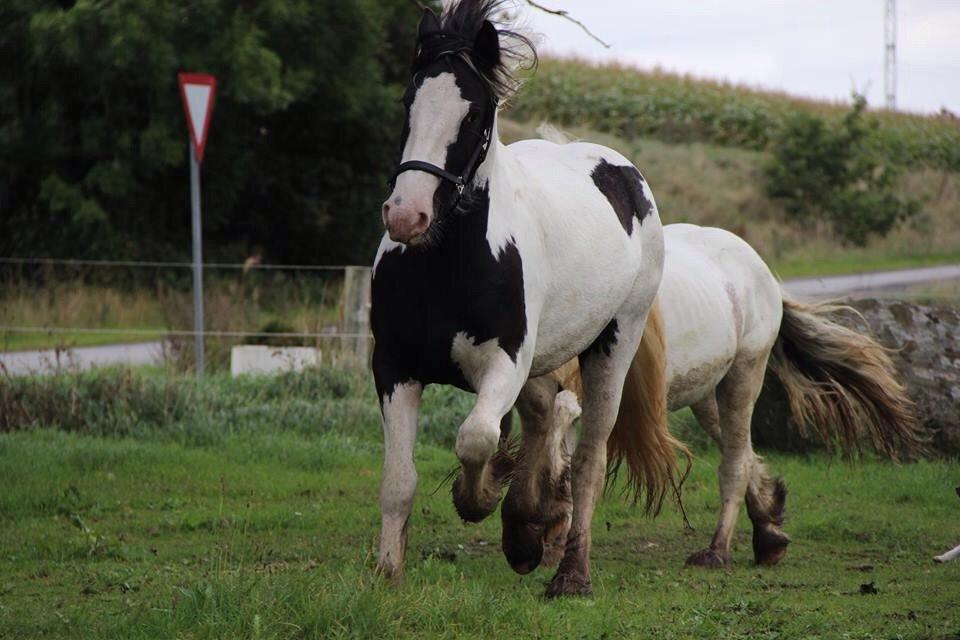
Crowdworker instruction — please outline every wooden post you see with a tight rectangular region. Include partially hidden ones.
[341,266,372,363]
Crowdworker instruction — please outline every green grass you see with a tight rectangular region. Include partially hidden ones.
[0,327,167,352]
[1,367,958,639]
[770,250,960,280]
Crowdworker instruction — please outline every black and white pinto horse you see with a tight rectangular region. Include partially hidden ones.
[370,1,665,596]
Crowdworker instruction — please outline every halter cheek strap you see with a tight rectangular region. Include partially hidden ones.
[392,161,466,191]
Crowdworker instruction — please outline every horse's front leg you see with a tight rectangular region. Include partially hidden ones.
[373,353,423,579]
[451,338,531,523]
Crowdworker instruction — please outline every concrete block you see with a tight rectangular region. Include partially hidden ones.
[230,345,321,377]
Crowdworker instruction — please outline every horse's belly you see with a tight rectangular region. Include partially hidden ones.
[660,250,739,411]
[529,244,646,376]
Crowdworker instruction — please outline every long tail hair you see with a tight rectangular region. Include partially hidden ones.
[553,301,692,514]
[767,297,930,460]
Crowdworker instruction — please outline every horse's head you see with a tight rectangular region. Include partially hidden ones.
[383,2,534,245]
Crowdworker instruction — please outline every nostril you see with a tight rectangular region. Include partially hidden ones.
[382,203,391,226]
[415,211,429,230]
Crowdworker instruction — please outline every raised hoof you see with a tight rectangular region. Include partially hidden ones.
[451,474,500,523]
[685,548,728,568]
[544,572,592,598]
[753,527,791,566]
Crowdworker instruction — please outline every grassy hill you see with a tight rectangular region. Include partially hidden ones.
[509,58,960,172]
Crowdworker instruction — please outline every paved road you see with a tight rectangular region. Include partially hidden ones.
[3,264,958,376]
[0,341,164,376]
[783,263,960,298]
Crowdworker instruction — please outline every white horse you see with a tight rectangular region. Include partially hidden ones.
[370,1,678,596]
[499,223,928,573]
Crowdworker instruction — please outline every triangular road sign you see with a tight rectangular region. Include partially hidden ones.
[178,72,217,163]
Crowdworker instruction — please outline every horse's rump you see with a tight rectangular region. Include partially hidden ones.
[550,300,692,514]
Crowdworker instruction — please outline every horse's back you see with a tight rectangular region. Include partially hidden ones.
[660,224,782,409]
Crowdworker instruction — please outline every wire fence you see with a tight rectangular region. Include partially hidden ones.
[0,257,374,354]
[0,256,348,271]
[0,326,372,340]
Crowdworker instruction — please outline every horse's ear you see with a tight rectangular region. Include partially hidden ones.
[473,20,500,72]
[418,7,441,39]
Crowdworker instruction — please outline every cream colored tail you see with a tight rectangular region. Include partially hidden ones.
[768,297,930,460]
[553,301,692,514]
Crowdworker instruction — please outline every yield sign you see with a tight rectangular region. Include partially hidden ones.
[178,72,217,163]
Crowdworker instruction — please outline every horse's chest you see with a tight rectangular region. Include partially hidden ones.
[371,239,526,390]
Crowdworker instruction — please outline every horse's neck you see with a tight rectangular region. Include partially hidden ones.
[473,114,505,187]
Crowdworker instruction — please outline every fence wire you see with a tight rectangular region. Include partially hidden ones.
[0,326,372,340]
[0,257,348,271]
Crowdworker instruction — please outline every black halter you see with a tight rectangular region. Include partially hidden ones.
[390,32,498,207]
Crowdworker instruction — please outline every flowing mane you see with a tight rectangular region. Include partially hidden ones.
[428,0,537,103]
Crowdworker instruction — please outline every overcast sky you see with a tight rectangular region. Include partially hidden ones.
[517,0,960,114]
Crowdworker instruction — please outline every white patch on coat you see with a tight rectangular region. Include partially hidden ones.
[377,381,422,572]
[391,73,470,212]
[373,235,405,277]
[658,224,783,411]
[450,332,514,391]
[450,331,528,465]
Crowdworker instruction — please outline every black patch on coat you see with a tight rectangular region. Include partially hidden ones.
[590,159,654,235]
[371,186,526,400]
[580,319,619,361]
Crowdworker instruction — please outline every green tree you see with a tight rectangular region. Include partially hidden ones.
[764,94,920,246]
[0,0,422,265]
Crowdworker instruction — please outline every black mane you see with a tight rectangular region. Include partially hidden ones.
[430,0,538,102]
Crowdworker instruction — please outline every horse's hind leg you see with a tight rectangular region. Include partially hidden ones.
[545,317,645,597]
[686,352,773,567]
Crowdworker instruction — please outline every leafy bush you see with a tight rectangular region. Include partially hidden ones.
[763,95,921,246]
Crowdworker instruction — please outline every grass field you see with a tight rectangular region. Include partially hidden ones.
[1,367,958,639]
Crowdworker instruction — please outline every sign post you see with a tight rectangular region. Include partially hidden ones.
[178,72,216,377]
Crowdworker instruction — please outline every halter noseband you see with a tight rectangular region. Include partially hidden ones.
[390,31,498,206]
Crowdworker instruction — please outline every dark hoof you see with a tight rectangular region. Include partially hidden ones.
[502,519,544,575]
[685,548,728,568]
[753,527,791,566]
[544,572,592,598]
[451,474,500,523]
